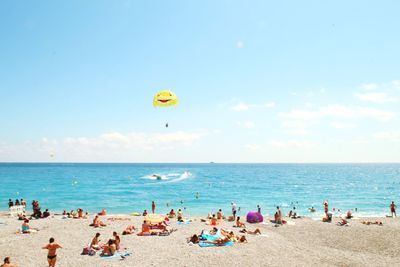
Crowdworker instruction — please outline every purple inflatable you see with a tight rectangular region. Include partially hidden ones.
[246,211,263,223]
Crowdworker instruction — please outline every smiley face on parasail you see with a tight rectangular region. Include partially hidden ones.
[153,90,178,107]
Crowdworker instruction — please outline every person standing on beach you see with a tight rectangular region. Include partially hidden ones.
[257,205,261,214]
[231,202,237,220]
[323,200,329,214]
[1,257,17,267]
[390,201,397,217]
[42,237,62,267]
[152,201,156,214]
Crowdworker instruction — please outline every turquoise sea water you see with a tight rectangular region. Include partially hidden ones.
[1,163,399,217]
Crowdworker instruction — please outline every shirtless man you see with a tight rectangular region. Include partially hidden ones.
[390,201,396,217]
[42,238,62,267]
[1,257,17,267]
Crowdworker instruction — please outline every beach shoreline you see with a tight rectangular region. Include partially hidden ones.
[1,212,400,266]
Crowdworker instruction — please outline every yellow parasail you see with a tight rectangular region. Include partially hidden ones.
[153,90,178,107]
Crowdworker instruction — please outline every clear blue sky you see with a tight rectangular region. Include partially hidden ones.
[0,0,399,162]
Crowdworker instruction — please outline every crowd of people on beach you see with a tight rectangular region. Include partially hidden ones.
[2,198,398,266]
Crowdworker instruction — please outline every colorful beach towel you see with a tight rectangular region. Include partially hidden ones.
[101,251,131,259]
[198,241,234,248]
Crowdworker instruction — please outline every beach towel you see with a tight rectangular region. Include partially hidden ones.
[177,220,191,225]
[198,241,234,248]
[101,251,131,259]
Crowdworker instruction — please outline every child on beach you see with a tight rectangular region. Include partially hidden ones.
[42,238,62,267]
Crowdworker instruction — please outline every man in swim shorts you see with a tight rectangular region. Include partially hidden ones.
[42,237,62,267]
[390,201,396,217]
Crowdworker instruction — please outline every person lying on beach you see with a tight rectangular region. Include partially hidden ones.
[101,239,116,256]
[234,216,246,228]
[1,257,17,267]
[113,232,121,250]
[42,237,62,267]
[337,218,348,226]
[168,209,176,218]
[98,209,107,216]
[122,225,136,235]
[21,219,38,233]
[239,228,261,235]
[91,215,106,227]
[90,233,103,250]
[203,236,231,246]
[362,221,383,226]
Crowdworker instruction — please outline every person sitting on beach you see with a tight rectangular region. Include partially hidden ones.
[177,209,183,222]
[113,232,121,250]
[209,214,218,226]
[188,234,200,244]
[1,257,17,267]
[42,237,62,267]
[101,239,116,256]
[239,228,261,235]
[92,215,106,227]
[274,206,283,224]
[235,216,245,228]
[142,210,148,216]
[137,220,151,236]
[168,209,176,218]
[122,225,135,235]
[22,219,37,233]
[322,212,332,223]
[346,210,353,219]
[90,233,102,250]
[42,209,50,218]
[98,209,107,216]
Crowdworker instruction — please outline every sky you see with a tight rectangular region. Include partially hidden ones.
[0,0,399,163]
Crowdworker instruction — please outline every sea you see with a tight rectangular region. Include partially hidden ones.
[1,163,399,218]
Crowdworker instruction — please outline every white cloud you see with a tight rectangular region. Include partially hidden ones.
[230,101,275,111]
[237,121,255,128]
[354,92,397,103]
[360,83,378,90]
[374,131,400,142]
[244,144,261,150]
[279,105,395,122]
[230,102,252,111]
[236,41,244,48]
[268,140,314,149]
[281,120,309,135]
[330,121,356,129]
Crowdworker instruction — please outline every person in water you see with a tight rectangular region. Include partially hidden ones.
[390,201,397,217]
[152,201,156,214]
[42,237,62,267]
[323,200,329,214]
[8,199,13,208]
[1,257,17,267]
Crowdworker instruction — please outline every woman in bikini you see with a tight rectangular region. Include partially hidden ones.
[42,238,62,267]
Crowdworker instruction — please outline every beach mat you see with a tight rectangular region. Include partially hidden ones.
[101,251,131,259]
[199,241,234,248]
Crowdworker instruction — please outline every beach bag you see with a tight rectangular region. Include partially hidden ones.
[82,247,96,256]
